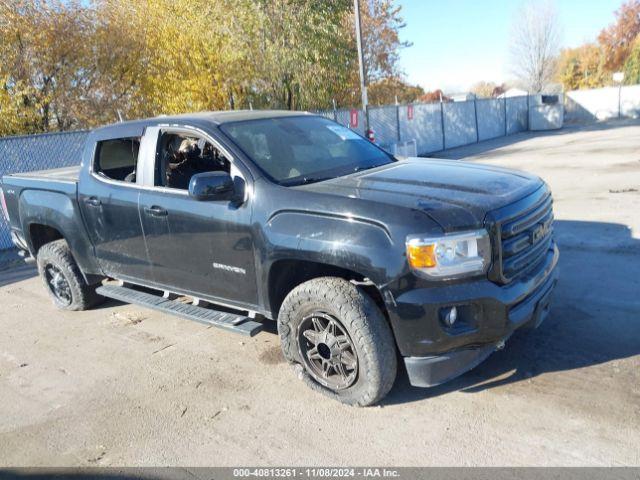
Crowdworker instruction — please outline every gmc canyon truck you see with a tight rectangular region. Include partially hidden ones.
[0,111,558,406]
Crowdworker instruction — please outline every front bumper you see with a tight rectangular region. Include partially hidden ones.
[387,244,559,388]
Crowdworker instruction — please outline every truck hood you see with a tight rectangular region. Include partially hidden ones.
[299,158,543,230]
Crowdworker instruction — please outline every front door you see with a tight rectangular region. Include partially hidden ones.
[138,128,258,308]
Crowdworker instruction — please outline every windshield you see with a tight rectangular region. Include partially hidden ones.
[220,116,395,186]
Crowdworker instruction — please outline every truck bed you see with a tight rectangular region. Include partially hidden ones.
[2,165,80,198]
[6,165,81,183]
[1,164,82,254]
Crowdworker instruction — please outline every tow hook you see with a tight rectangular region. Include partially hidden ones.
[496,340,506,351]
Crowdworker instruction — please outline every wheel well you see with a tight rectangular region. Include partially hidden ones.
[29,224,63,254]
[267,259,387,320]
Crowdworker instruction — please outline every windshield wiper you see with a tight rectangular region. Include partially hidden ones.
[299,176,330,185]
[284,176,331,186]
[353,163,388,173]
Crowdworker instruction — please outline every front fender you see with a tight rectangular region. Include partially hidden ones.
[262,210,404,286]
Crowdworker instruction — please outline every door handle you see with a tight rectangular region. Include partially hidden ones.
[85,197,101,207]
[144,205,168,216]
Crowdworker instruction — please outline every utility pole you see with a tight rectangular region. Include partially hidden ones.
[354,0,368,131]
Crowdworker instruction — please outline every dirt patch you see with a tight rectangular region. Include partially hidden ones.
[258,345,285,365]
[109,311,147,325]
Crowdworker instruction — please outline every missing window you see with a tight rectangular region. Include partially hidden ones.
[155,132,230,190]
[95,137,140,182]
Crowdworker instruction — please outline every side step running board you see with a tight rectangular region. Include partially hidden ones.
[96,284,263,337]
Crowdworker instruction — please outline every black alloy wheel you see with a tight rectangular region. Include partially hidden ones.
[297,312,358,390]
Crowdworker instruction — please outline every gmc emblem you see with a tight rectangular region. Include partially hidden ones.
[530,223,547,244]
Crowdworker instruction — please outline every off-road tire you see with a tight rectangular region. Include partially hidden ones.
[36,239,103,311]
[278,276,397,406]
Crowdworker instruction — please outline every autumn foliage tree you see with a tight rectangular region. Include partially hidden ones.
[556,44,607,90]
[0,1,100,134]
[598,0,640,72]
[556,0,640,90]
[0,0,413,135]
[418,90,452,103]
[367,77,423,105]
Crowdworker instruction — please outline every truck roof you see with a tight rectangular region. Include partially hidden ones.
[93,110,314,135]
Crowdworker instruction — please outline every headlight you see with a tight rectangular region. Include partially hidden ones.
[406,229,491,280]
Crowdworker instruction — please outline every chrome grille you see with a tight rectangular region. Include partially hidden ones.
[489,190,555,283]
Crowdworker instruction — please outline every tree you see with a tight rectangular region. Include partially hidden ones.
[0,0,100,134]
[471,81,506,98]
[226,0,357,111]
[360,0,411,83]
[0,0,413,135]
[418,90,452,103]
[98,0,237,117]
[367,77,423,105]
[598,0,640,72]
[509,0,562,93]
[623,35,640,85]
[557,44,606,91]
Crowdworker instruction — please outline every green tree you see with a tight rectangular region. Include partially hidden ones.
[623,35,640,85]
[227,0,357,110]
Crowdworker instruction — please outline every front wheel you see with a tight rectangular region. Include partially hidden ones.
[278,277,397,406]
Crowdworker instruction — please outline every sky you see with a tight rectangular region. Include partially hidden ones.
[397,0,624,93]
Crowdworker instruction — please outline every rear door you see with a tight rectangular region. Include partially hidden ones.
[137,127,258,308]
[78,127,150,281]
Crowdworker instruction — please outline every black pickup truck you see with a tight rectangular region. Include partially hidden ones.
[0,111,558,406]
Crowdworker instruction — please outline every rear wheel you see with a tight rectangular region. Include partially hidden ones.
[278,277,397,406]
[36,239,103,311]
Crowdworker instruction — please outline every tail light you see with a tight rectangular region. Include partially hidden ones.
[0,187,9,222]
[366,128,375,143]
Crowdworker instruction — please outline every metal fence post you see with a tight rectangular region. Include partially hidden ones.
[503,96,508,136]
[440,101,446,151]
[473,97,479,143]
[396,104,401,143]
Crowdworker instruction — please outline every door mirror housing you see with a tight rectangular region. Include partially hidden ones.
[188,171,234,201]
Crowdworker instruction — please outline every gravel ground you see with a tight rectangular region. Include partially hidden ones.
[0,120,638,466]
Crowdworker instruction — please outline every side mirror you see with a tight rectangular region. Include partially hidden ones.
[188,171,234,201]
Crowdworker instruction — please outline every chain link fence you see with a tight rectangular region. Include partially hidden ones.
[0,95,538,250]
[0,131,89,249]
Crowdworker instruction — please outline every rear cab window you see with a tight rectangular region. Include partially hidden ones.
[94,138,140,183]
